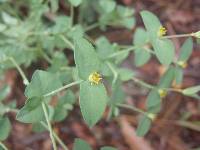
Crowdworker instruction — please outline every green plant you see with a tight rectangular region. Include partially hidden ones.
[0,0,199,149]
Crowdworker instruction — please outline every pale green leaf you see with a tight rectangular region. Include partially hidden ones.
[80,81,107,127]
[0,117,11,140]
[73,138,92,150]
[16,97,45,123]
[99,0,116,13]
[68,0,82,7]
[74,38,101,80]
[182,86,200,95]
[152,39,175,66]
[136,116,151,136]
[178,37,193,62]
[25,70,62,98]
[101,147,117,150]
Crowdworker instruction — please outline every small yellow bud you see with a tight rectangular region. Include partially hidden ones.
[88,72,102,85]
[177,61,187,68]
[147,113,156,121]
[158,26,167,37]
[191,31,200,39]
[158,89,167,98]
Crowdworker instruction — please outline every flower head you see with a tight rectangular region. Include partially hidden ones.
[88,72,102,85]
[177,61,187,68]
[158,89,167,98]
[158,26,167,37]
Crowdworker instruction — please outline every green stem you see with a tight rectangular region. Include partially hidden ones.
[85,23,100,32]
[0,142,8,150]
[40,122,69,150]
[42,103,57,150]
[108,46,137,58]
[132,77,155,89]
[9,57,29,85]
[70,5,74,27]
[116,103,146,116]
[106,61,118,85]
[44,80,83,97]
[60,35,75,50]
[162,33,193,39]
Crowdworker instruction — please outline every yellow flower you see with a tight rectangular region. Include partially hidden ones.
[88,72,102,85]
[177,61,187,68]
[158,89,167,98]
[158,26,167,37]
[147,113,156,121]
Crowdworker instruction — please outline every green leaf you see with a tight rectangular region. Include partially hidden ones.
[174,66,183,85]
[68,0,82,7]
[99,0,116,13]
[50,0,59,12]
[152,39,175,66]
[80,81,107,127]
[140,10,161,39]
[0,85,10,101]
[16,97,45,123]
[0,117,11,140]
[134,49,151,67]
[117,68,134,81]
[182,86,200,95]
[101,147,117,150]
[178,37,193,62]
[0,23,6,32]
[136,116,151,136]
[25,70,62,98]
[133,28,149,45]
[32,123,47,133]
[2,12,18,25]
[158,66,175,88]
[96,36,115,60]
[146,90,161,113]
[74,38,101,80]
[73,138,92,150]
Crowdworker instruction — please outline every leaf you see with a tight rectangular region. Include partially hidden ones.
[136,116,151,136]
[32,123,47,133]
[74,38,101,80]
[182,86,200,95]
[140,10,161,39]
[99,0,116,13]
[152,39,175,66]
[2,12,18,25]
[134,49,151,67]
[178,37,193,62]
[117,68,134,81]
[147,89,161,111]
[158,66,175,88]
[133,28,149,45]
[101,147,117,150]
[0,117,11,140]
[96,36,115,60]
[0,85,10,101]
[16,97,45,123]
[50,0,59,12]
[25,70,62,98]
[80,81,107,127]
[68,0,82,7]
[73,138,92,150]
[174,66,183,85]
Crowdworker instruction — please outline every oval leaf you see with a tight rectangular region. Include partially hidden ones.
[74,38,101,80]
[80,81,107,127]
[73,138,92,150]
[0,117,11,140]
[136,116,152,136]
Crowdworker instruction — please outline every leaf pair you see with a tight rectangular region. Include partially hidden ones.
[74,38,108,127]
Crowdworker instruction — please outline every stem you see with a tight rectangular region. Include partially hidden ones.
[42,103,57,150]
[40,122,69,150]
[108,46,137,59]
[132,77,155,89]
[85,23,100,32]
[44,80,83,97]
[116,103,146,116]
[70,5,74,27]
[9,57,29,85]
[106,61,118,85]
[60,35,75,50]
[0,142,8,150]
[162,33,193,39]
